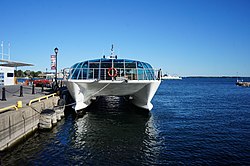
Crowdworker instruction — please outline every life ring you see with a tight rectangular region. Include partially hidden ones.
[108,67,117,77]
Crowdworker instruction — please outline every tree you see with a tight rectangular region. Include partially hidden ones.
[35,71,42,77]
[16,70,44,78]
[24,70,31,77]
[14,70,24,77]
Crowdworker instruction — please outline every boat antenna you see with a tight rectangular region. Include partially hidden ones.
[111,44,114,55]
[109,44,117,59]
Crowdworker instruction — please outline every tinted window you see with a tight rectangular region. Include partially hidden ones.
[7,73,14,77]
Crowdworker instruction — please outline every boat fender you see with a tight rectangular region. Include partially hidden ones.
[108,67,118,77]
[58,98,66,106]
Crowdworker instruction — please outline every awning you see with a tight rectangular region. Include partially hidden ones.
[0,59,34,67]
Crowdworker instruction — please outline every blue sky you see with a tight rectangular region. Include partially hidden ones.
[0,0,249,76]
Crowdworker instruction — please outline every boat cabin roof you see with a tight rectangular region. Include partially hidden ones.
[71,58,154,69]
[67,58,158,81]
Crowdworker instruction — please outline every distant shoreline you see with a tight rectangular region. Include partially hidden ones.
[184,76,250,78]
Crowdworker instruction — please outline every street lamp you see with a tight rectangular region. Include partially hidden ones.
[54,47,59,88]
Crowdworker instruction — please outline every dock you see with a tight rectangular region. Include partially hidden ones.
[0,85,64,151]
[236,81,250,87]
[1,85,49,108]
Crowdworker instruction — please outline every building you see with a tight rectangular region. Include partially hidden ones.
[0,66,14,86]
[0,42,33,86]
[0,59,33,86]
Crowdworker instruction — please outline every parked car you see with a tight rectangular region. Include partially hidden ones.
[33,79,51,87]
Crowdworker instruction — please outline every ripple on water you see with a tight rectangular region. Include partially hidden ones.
[1,78,250,165]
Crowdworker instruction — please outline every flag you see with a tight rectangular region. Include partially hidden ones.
[51,55,56,70]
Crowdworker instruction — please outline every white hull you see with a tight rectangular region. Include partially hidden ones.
[65,79,161,111]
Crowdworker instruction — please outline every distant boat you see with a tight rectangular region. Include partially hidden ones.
[161,74,182,80]
[236,78,250,87]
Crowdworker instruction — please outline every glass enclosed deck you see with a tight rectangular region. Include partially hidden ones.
[66,58,160,81]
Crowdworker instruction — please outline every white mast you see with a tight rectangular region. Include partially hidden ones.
[0,41,11,61]
[109,44,117,59]
[1,41,3,60]
[8,42,11,60]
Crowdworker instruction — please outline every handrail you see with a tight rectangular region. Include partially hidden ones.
[0,105,18,113]
[63,67,160,81]
[28,93,57,106]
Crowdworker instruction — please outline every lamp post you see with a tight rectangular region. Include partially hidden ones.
[54,47,59,88]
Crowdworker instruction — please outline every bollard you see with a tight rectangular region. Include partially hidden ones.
[17,101,22,108]
[41,83,44,92]
[20,85,23,97]
[32,84,35,94]
[1,87,7,101]
[60,80,63,87]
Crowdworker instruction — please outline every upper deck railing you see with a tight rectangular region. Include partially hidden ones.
[63,67,161,81]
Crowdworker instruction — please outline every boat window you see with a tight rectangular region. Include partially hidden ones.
[77,62,84,68]
[125,61,136,68]
[89,59,100,63]
[114,59,124,63]
[76,62,84,79]
[77,62,88,79]
[82,61,88,68]
[71,63,81,79]
[101,62,112,68]
[89,62,99,68]
[69,58,155,80]
[114,61,124,68]
[137,69,144,80]
[78,69,87,79]
[88,68,99,79]
[142,62,154,80]
[144,63,153,69]
[71,62,79,69]
[137,62,143,68]
[101,59,112,63]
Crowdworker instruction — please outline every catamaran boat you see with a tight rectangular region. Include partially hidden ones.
[64,50,161,112]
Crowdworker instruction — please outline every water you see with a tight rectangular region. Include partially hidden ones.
[1,78,250,165]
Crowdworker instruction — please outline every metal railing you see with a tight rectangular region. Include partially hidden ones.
[28,93,57,106]
[0,105,18,113]
[63,68,161,81]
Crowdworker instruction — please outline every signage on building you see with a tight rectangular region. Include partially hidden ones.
[51,55,56,70]
[0,72,4,86]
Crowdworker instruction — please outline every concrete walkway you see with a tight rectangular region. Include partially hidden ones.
[0,85,52,109]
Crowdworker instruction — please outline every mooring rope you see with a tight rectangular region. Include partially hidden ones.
[91,83,110,97]
[29,105,41,114]
[64,102,76,107]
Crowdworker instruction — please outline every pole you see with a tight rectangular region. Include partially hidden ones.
[8,42,11,60]
[1,41,3,60]
[20,85,23,97]
[32,84,35,94]
[41,83,44,92]
[55,50,58,89]
[2,87,6,101]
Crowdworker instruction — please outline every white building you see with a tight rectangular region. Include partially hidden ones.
[0,66,14,86]
[0,41,33,86]
[0,60,33,86]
